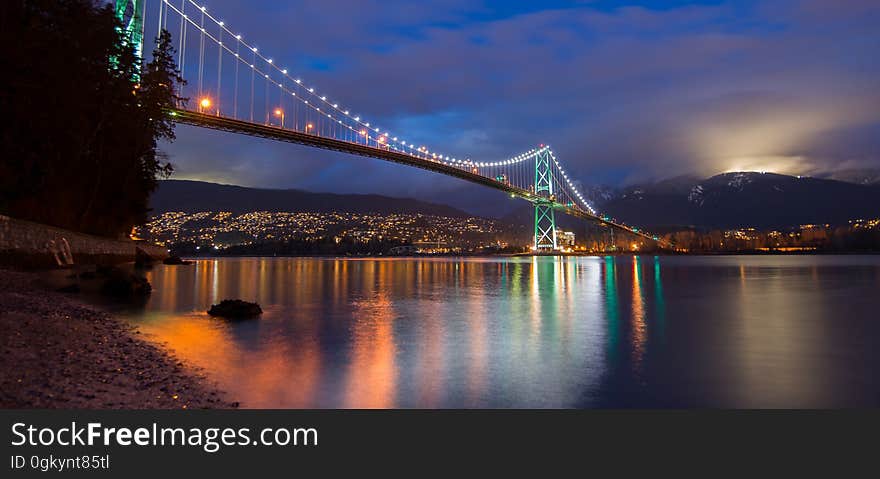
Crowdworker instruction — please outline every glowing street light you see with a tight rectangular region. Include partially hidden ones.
[273,108,284,128]
[199,97,212,112]
[306,123,314,133]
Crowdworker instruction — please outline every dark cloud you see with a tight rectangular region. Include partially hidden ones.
[159,0,880,215]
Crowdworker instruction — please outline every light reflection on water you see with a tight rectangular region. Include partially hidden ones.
[118,255,880,408]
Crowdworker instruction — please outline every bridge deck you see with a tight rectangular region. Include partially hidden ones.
[170,109,663,246]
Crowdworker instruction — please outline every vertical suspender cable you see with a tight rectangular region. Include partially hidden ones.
[217,27,222,116]
[178,0,186,80]
[233,40,239,118]
[197,9,204,101]
[250,49,255,122]
[157,0,164,47]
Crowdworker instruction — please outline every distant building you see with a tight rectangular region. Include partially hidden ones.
[557,230,575,247]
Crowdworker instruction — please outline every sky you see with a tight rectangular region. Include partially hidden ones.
[157,0,880,216]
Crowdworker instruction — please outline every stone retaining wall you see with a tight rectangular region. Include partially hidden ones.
[0,215,167,269]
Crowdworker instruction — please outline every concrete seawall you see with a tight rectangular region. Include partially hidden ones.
[0,215,168,269]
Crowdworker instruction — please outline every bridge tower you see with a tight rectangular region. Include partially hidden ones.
[115,0,145,61]
[533,149,557,251]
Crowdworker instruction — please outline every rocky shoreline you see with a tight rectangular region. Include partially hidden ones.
[0,269,234,408]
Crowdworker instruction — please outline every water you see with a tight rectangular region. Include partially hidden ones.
[118,255,880,408]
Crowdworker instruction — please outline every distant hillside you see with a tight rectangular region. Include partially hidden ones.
[150,180,472,217]
[817,168,880,186]
[153,175,880,231]
[601,172,880,229]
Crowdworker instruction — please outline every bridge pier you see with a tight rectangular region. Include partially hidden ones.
[534,202,557,251]
[115,0,145,61]
[533,149,557,251]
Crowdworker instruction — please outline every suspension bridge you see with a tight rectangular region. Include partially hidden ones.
[117,0,667,251]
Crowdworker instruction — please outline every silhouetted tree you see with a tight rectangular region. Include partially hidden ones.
[0,0,183,237]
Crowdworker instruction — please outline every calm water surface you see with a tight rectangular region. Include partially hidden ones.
[118,255,880,408]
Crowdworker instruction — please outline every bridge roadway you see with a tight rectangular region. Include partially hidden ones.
[170,109,664,246]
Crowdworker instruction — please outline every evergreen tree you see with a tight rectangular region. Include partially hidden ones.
[0,0,184,237]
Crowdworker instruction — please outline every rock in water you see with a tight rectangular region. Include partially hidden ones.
[163,255,193,265]
[101,269,152,297]
[134,247,154,268]
[208,300,262,319]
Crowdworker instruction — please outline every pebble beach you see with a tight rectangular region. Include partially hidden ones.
[0,269,233,408]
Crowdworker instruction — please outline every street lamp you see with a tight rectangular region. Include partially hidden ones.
[274,108,284,128]
[306,123,313,134]
[199,97,212,112]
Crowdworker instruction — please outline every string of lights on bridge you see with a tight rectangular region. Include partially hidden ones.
[548,149,597,215]
[161,0,488,166]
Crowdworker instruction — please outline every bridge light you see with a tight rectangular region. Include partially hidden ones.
[281,69,287,74]
[308,88,314,93]
[320,96,326,101]
[199,97,212,109]
[235,34,241,40]
[306,123,313,130]
[219,21,224,26]
[267,59,273,63]
[360,129,367,136]
[295,79,301,83]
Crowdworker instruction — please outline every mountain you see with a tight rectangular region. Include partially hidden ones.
[150,180,472,217]
[152,175,880,231]
[600,172,880,229]
[816,168,880,186]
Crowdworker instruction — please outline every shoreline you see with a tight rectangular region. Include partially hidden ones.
[0,269,234,409]
[175,250,880,260]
